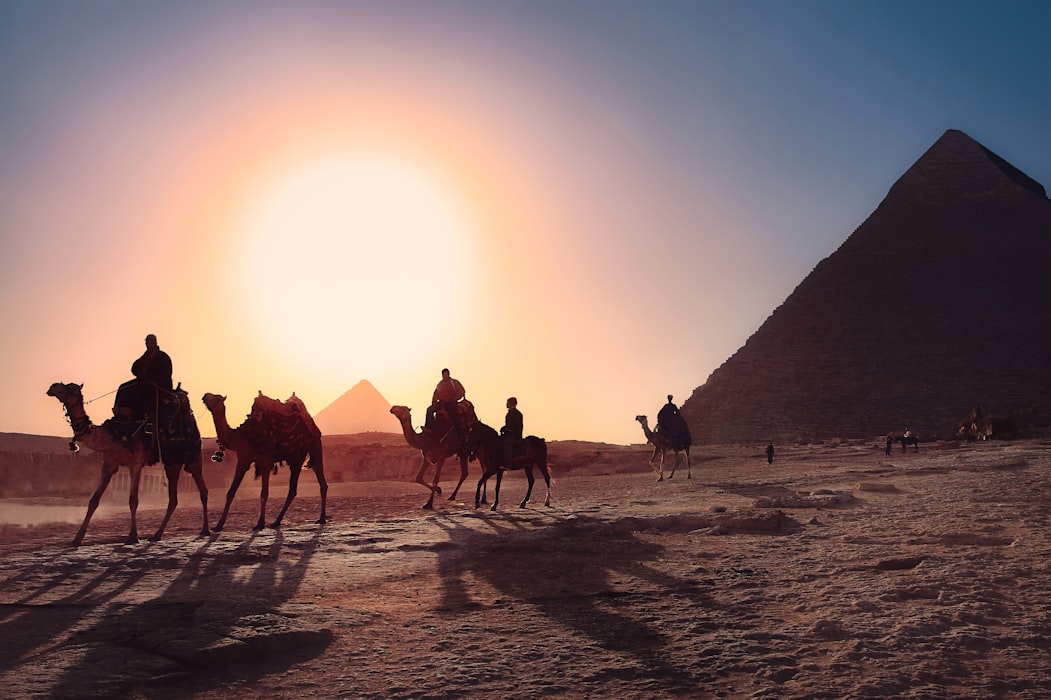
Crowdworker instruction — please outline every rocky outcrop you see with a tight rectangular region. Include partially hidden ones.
[683,130,1051,443]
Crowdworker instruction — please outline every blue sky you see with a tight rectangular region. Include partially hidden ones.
[2,1,1049,443]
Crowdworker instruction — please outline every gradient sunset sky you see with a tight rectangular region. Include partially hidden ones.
[3,1,1049,445]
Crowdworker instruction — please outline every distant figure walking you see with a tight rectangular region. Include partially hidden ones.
[885,434,893,456]
[766,443,774,464]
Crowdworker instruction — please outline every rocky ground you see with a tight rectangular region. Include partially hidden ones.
[1,440,1049,699]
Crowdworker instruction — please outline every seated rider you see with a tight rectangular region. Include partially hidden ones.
[657,394,680,433]
[501,396,523,468]
[431,368,466,437]
[114,334,173,420]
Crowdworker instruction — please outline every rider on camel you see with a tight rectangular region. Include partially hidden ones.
[501,396,523,468]
[114,334,173,420]
[431,368,466,438]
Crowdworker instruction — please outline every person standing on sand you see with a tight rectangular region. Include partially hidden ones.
[886,434,894,456]
[766,442,774,464]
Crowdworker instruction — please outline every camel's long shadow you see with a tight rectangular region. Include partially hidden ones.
[431,512,714,689]
[4,528,326,697]
[0,553,151,675]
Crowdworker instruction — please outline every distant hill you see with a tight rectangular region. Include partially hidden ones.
[683,129,1051,443]
[314,380,394,435]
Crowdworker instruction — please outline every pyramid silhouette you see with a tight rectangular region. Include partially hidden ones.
[314,380,393,435]
[682,129,1051,443]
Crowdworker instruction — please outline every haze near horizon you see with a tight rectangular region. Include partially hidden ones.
[2,1,1049,444]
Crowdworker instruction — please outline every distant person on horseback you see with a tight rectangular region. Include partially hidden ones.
[502,396,523,468]
[432,368,466,438]
[114,334,173,420]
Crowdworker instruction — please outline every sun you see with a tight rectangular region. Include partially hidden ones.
[232,149,477,378]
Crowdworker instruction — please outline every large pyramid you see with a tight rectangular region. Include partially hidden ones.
[682,129,1051,443]
[314,380,393,435]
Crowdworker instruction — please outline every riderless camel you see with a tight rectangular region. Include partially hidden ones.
[201,392,327,531]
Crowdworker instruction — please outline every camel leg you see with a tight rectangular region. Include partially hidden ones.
[150,462,182,542]
[184,455,211,536]
[424,457,446,510]
[73,460,119,546]
[490,470,504,511]
[125,467,143,544]
[214,460,250,532]
[651,448,664,481]
[414,454,441,498]
[668,451,678,480]
[270,464,302,529]
[308,447,325,523]
[519,467,536,508]
[255,466,272,530]
[447,452,469,501]
[685,449,692,479]
[313,462,325,517]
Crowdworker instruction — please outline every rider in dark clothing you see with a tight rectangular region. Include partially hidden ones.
[502,397,523,468]
[132,334,173,390]
[114,334,173,419]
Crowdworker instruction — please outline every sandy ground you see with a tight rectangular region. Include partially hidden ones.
[1,440,1050,699]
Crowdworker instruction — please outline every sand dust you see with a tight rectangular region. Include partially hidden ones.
[1,440,1049,698]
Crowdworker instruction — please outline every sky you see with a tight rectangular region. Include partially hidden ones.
[2,1,1049,445]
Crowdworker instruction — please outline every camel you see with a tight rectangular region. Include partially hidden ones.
[390,404,475,509]
[898,434,920,452]
[201,392,327,531]
[635,415,692,480]
[46,382,209,546]
[465,421,551,511]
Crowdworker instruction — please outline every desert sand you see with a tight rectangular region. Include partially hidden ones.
[1,439,1049,699]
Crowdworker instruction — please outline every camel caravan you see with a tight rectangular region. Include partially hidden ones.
[46,342,556,546]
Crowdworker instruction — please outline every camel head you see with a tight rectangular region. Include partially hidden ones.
[390,405,411,423]
[47,382,84,406]
[635,415,649,426]
[201,393,227,413]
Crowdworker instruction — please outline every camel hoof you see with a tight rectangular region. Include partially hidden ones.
[316,517,327,525]
[212,524,225,532]
[252,524,265,531]
[422,503,434,510]
[199,529,211,537]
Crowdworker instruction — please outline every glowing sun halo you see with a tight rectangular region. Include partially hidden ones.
[233,152,476,377]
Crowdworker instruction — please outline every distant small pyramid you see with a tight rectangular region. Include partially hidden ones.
[683,129,1051,443]
[315,380,394,435]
